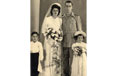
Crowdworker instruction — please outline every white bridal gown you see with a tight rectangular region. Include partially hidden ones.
[42,16,62,76]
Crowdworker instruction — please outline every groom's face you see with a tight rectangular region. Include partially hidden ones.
[65,3,73,14]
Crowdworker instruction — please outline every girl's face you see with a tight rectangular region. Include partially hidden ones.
[77,35,84,43]
[52,8,59,17]
[32,34,38,42]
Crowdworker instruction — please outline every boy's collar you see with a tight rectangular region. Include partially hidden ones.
[31,41,38,43]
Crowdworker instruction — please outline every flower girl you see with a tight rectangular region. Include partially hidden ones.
[71,31,87,76]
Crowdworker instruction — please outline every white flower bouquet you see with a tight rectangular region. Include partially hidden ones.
[45,28,63,42]
[73,46,83,56]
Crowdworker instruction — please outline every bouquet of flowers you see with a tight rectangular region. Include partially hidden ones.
[44,28,63,42]
[73,46,83,56]
[44,28,62,74]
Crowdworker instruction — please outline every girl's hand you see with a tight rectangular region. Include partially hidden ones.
[76,46,82,51]
[74,48,78,52]
[74,51,78,55]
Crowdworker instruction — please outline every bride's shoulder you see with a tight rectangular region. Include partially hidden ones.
[44,16,52,22]
[58,17,62,22]
[59,17,62,20]
[46,16,51,19]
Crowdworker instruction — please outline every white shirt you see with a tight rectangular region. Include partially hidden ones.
[31,41,43,60]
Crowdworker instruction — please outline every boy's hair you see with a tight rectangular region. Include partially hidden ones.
[65,0,73,6]
[31,32,39,36]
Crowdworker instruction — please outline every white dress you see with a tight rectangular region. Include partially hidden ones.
[71,42,87,76]
[42,16,62,76]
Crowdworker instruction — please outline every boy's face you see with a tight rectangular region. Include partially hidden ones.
[65,3,73,14]
[77,35,84,42]
[32,34,38,42]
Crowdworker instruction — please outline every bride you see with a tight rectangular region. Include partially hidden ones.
[41,3,62,76]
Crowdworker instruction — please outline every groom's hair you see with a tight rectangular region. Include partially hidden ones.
[50,4,61,16]
[65,0,73,6]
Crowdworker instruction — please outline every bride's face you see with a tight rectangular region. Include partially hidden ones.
[52,8,59,17]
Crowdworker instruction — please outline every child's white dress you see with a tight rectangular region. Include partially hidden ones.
[71,42,87,76]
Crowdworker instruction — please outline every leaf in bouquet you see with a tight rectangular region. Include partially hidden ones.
[54,37,58,41]
[55,34,58,37]
[55,31,58,34]
[53,33,56,36]
[47,28,51,32]
[50,35,54,40]
[51,33,55,37]
[74,47,78,51]
[58,34,61,37]
[58,37,63,41]
[48,28,52,30]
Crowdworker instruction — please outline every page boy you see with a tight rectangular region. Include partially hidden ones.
[31,32,43,76]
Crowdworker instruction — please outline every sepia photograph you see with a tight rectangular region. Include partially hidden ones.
[31,0,86,76]
[1,0,115,76]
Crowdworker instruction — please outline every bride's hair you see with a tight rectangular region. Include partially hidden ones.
[50,4,61,16]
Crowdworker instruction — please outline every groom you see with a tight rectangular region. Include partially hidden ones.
[62,1,82,76]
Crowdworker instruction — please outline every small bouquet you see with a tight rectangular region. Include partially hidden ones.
[44,28,63,42]
[74,46,83,56]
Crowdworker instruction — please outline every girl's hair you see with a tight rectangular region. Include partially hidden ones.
[31,32,39,36]
[50,4,61,16]
[74,34,85,40]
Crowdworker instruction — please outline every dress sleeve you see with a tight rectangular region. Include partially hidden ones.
[72,43,75,51]
[41,17,48,35]
[59,18,62,29]
[39,43,43,61]
[60,18,62,26]
[82,43,87,52]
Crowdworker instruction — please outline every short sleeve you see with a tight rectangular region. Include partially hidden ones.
[39,42,43,60]
[81,43,87,52]
[72,43,76,51]
[60,18,62,25]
